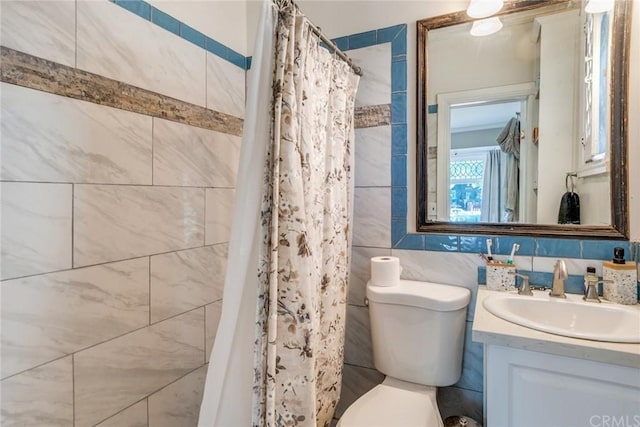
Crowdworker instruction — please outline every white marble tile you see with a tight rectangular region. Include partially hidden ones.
[334,364,384,419]
[153,119,241,187]
[0,356,73,427]
[1,182,72,280]
[148,365,208,427]
[393,250,483,289]
[354,126,391,187]
[344,305,374,369]
[76,1,206,106]
[353,187,391,248]
[74,309,205,427]
[0,0,75,67]
[533,256,604,276]
[95,400,148,427]
[512,255,533,271]
[73,185,205,267]
[1,257,149,379]
[1,83,152,184]
[150,245,226,323]
[349,246,391,306]
[205,300,222,362]
[392,250,483,321]
[206,53,245,118]
[205,189,236,245]
[348,44,391,107]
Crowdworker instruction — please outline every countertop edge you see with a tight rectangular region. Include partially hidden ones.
[472,286,640,369]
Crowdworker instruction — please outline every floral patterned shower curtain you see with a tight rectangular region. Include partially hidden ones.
[251,4,360,427]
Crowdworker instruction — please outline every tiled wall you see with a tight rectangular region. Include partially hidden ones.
[337,24,640,423]
[0,1,244,425]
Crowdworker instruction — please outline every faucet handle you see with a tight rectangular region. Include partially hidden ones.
[508,271,533,296]
[583,279,614,303]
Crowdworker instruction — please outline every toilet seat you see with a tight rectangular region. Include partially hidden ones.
[336,377,443,427]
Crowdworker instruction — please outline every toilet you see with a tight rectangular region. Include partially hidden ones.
[338,279,471,427]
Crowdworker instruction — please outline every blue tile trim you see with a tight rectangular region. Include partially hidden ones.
[112,0,249,69]
[391,61,407,92]
[151,6,179,35]
[227,48,246,69]
[494,236,535,256]
[428,104,438,114]
[391,218,407,246]
[336,24,407,52]
[332,37,349,51]
[348,30,377,50]
[425,235,459,252]
[206,37,227,59]
[391,124,407,155]
[391,187,407,218]
[391,92,407,124]
[180,24,205,48]
[391,156,407,187]
[391,26,407,57]
[536,238,581,258]
[396,234,425,250]
[460,236,492,254]
[114,0,150,20]
[477,267,487,286]
[377,24,405,43]
[581,240,632,261]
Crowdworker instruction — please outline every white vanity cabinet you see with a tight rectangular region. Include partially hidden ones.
[484,344,640,427]
[473,287,640,427]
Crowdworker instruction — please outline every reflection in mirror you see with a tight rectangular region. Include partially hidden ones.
[416,0,630,238]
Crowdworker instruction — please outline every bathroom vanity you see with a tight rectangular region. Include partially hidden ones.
[473,287,640,427]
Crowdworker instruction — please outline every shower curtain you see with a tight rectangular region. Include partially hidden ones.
[198,1,359,426]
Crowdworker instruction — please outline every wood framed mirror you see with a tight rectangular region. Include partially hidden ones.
[416,0,631,239]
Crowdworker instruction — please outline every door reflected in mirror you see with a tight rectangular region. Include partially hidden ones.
[448,100,525,224]
[416,0,630,238]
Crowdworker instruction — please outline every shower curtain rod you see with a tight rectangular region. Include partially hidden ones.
[274,0,363,76]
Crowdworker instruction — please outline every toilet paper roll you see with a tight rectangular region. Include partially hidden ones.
[370,256,401,287]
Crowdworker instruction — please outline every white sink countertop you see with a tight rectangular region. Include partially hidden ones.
[472,286,640,368]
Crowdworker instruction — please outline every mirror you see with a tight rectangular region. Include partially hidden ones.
[416,0,631,238]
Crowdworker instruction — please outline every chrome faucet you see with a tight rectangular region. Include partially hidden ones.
[508,271,533,296]
[583,278,613,303]
[549,259,568,298]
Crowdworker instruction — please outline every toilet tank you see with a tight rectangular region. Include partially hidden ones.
[366,280,470,387]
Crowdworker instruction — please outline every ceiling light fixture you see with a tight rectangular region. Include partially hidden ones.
[470,17,504,37]
[467,0,504,18]
[585,0,614,14]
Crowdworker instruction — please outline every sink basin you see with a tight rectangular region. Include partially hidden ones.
[483,291,640,343]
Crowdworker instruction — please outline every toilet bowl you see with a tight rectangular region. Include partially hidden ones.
[337,377,442,427]
[338,279,470,427]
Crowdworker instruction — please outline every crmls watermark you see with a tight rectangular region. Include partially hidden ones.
[589,415,640,427]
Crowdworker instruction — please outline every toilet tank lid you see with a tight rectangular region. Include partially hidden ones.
[366,280,471,311]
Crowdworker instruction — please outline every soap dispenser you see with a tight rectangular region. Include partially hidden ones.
[603,247,637,305]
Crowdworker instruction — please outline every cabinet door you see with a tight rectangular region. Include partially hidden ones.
[486,345,640,427]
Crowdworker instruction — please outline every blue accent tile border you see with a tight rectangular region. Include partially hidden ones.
[335,24,406,53]
[110,0,249,69]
